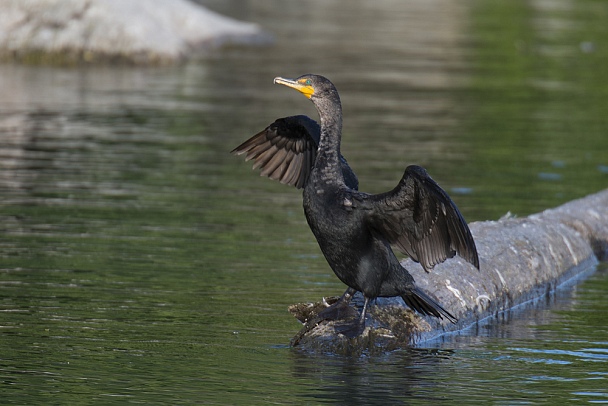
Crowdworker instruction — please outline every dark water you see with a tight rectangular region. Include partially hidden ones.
[1,0,607,404]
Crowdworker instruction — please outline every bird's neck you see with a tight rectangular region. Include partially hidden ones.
[313,97,345,187]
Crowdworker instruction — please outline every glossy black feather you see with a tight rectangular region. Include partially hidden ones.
[232,115,358,190]
[364,165,479,271]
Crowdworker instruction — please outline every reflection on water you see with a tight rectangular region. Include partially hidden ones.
[1,0,607,404]
[288,265,608,404]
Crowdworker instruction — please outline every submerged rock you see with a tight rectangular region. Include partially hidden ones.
[290,189,608,354]
[0,0,270,64]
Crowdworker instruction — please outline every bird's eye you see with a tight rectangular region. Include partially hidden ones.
[305,79,312,86]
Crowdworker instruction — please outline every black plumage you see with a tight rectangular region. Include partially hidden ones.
[232,115,358,190]
[232,74,479,335]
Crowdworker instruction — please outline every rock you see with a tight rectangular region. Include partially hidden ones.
[0,0,270,64]
[290,189,608,354]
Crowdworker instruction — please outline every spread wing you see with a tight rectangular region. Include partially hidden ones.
[362,165,479,271]
[232,115,358,190]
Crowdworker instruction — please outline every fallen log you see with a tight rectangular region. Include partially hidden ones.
[289,189,608,354]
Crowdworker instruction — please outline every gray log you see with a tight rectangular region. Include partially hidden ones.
[289,189,608,354]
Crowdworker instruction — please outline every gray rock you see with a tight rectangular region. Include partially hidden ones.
[290,189,608,354]
[0,0,270,64]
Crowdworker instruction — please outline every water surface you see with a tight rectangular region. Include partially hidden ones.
[1,0,607,403]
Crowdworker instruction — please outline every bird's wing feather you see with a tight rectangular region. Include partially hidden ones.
[359,165,479,271]
[231,115,318,189]
[232,115,358,190]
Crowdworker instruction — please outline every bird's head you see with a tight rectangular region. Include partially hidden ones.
[273,74,337,102]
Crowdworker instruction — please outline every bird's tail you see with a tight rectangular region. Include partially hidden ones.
[401,288,458,324]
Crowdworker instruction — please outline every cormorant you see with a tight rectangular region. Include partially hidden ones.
[233,74,479,336]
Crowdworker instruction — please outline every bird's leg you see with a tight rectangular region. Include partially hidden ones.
[317,287,358,321]
[334,296,370,338]
[358,296,370,324]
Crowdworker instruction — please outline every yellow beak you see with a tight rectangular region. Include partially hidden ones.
[274,77,315,99]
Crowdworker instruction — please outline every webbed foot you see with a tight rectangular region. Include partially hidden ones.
[334,319,366,338]
[334,296,370,338]
[317,300,359,321]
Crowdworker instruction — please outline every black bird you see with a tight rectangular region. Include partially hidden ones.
[233,74,479,335]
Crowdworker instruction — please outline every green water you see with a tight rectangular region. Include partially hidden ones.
[1,0,607,403]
